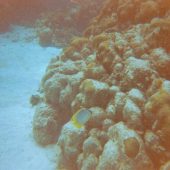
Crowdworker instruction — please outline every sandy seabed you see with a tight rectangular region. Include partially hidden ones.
[0,26,61,170]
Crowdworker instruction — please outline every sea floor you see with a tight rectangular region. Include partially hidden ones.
[0,25,62,170]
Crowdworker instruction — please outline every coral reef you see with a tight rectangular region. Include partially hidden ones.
[36,0,104,47]
[83,0,170,36]
[31,0,170,169]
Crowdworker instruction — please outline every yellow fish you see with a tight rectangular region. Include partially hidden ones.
[71,108,92,128]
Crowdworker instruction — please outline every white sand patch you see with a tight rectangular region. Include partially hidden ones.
[0,26,62,170]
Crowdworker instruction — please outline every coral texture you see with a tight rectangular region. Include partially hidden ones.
[31,0,170,169]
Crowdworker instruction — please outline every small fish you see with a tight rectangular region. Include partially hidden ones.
[71,108,92,128]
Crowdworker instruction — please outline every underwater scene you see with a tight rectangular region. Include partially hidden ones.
[0,0,170,170]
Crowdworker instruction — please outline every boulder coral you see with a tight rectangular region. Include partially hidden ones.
[56,122,87,170]
[77,153,98,170]
[122,98,143,130]
[33,103,60,145]
[145,80,170,151]
[84,62,106,80]
[82,136,102,157]
[31,0,170,169]
[97,122,154,170]
[78,79,111,108]
[86,107,107,129]
[150,48,170,79]
[144,130,170,168]
[121,56,153,91]
[127,88,145,107]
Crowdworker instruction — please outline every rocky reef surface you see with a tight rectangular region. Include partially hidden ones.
[36,0,104,47]
[31,0,170,169]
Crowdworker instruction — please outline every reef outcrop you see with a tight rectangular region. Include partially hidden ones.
[31,0,170,169]
[36,0,104,47]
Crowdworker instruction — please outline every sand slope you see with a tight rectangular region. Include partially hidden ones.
[0,26,61,170]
